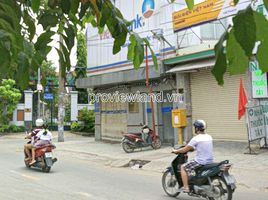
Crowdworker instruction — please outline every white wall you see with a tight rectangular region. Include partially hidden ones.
[77,104,94,111]
[11,104,24,126]
[24,91,33,121]
[86,0,181,76]
[71,90,94,121]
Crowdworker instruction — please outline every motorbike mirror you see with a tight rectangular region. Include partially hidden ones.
[139,122,143,126]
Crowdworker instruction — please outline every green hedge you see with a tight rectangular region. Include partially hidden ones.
[0,124,25,133]
[71,107,95,133]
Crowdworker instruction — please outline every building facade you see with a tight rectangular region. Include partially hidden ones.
[77,0,268,144]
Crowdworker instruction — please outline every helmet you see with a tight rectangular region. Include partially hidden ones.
[35,118,44,127]
[193,120,206,131]
[142,125,150,134]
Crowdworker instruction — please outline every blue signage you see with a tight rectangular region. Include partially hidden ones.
[161,106,173,113]
[142,0,155,18]
[128,14,144,31]
[44,93,54,100]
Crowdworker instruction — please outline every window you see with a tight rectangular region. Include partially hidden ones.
[17,110,24,121]
[200,19,227,40]
[128,102,139,113]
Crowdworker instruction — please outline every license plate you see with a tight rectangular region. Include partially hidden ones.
[45,152,53,158]
[223,173,236,185]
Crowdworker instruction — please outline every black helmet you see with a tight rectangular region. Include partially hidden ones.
[193,120,206,131]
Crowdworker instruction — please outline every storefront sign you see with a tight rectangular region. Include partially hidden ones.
[172,0,251,32]
[24,108,31,113]
[246,106,266,141]
[259,100,268,145]
[250,61,268,98]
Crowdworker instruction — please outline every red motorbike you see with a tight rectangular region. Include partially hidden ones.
[24,132,57,173]
[121,124,161,153]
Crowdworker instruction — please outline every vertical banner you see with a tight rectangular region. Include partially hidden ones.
[259,100,268,145]
[250,61,268,98]
[246,106,266,141]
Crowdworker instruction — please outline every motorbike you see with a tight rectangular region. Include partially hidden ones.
[162,148,236,200]
[24,131,57,173]
[121,124,161,153]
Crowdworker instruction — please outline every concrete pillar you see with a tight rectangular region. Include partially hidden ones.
[94,102,101,141]
[24,90,33,130]
[71,91,78,121]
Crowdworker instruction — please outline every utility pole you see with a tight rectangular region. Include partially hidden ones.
[145,45,156,139]
[58,35,65,142]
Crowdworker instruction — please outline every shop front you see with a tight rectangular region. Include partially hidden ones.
[165,50,248,141]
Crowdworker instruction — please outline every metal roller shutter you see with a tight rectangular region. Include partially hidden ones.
[101,101,128,139]
[190,68,247,140]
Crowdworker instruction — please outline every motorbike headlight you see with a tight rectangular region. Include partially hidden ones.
[220,163,232,171]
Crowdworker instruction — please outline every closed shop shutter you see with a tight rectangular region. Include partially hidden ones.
[101,101,128,139]
[190,68,247,140]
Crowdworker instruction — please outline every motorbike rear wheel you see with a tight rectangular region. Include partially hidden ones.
[122,141,134,153]
[208,177,232,200]
[162,170,180,197]
[151,138,161,149]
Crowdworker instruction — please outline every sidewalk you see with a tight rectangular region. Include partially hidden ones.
[2,131,267,192]
[52,132,268,192]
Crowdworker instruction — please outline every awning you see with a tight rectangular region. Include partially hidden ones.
[166,59,215,73]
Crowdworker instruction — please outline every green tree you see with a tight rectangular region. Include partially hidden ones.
[75,32,87,79]
[40,60,58,118]
[75,31,88,103]
[0,0,267,86]
[78,107,95,133]
[0,0,157,89]
[0,79,21,125]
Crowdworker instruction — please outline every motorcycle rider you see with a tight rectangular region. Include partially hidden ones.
[29,124,53,165]
[24,118,44,161]
[172,120,213,193]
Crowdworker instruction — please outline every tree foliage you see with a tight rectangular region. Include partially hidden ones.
[75,32,87,79]
[0,0,157,89]
[1,0,268,86]
[212,3,268,85]
[75,32,88,104]
[0,79,21,125]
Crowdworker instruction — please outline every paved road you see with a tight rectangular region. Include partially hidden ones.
[0,136,268,200]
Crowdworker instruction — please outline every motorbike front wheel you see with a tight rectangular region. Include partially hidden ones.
[162,170,180,197]
[208,177,232,200]
[122,141,134,153]
[42,166,51,173]
[151,138,161,149]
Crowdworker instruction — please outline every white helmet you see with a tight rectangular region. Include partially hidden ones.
[36,118,44,127]
[142,125,150,134]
